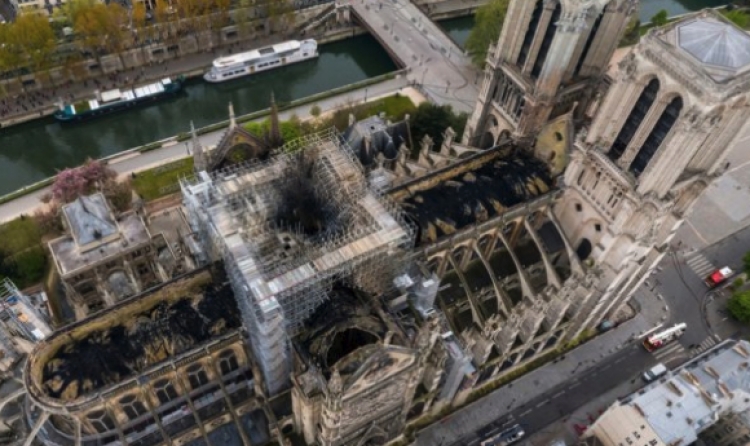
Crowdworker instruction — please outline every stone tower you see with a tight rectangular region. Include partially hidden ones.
[463,0,637,148]
[555,11,750,335]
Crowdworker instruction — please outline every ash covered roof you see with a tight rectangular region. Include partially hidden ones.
[391,148,553,245]
[342,115,411,167]
[62,193,118,248]
[36,270,240,401]
[296,286,393,376]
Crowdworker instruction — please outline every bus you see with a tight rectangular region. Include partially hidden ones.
[642,323,687,352]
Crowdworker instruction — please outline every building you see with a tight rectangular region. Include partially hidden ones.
[14,0,64,16]
[555,10,750,334]
[582,340,750,446]
[463,0,637,148]
[48,193,188,321]
[0,279,51,373]
[24,267,270,446]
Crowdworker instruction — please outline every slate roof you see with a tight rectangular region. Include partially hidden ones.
[62,193,118,248]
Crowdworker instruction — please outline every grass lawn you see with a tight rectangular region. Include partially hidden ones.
[366,94,417,121]
[0,217,43,256]
[132,157,194,201]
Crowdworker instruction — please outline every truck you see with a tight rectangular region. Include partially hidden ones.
[642,323,686,352]
[642,363,668,383]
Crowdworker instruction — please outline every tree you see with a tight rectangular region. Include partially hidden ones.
[728,290,750,324]
[465,0,510,67]
[650,9,669,27]
[12,13,57,74]
[310,104,322,118]
[410,102,468,150]
[50,159,117,204]
[266,0,295,33]
[74,2,129,57]
[724,10,750,30]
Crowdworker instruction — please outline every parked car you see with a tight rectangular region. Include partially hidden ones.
[642,363,668,383]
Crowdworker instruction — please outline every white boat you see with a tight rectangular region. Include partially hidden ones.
[204,39,319,83]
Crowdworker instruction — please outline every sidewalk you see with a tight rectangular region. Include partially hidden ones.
[415,308,662,446]
[0,76,412,224]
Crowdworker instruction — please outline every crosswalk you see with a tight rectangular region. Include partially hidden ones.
[652,342,687,363]
[690,336,719,358]
[684,252,716,279]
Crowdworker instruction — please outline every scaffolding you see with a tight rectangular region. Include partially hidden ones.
[0,279,51,343]
[181,128,416,394]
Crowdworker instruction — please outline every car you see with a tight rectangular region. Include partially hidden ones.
[706,266,733,288]
[642,363,668,383]
[480,424,525,446]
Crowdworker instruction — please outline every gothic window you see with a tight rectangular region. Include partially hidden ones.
[219,350,239,375]
[517,0,543,67]
[154,379,178,404]
[187,364,209,389]
[629,96,683,178]
[119,394,147,421]
[608,79,660,161]
[574,10,605,76]
[577,170,585,186]
[531,1,562,79]
[87,410,116,433]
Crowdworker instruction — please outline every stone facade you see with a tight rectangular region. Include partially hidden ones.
[555,10,750,335]
[48,193,194,321]
[463,0,636,148]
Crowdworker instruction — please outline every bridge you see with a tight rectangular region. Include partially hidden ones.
[340,0,480,113]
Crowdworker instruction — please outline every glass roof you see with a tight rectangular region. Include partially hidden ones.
[678,18,750,70]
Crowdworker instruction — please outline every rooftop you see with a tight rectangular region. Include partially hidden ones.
[49,195,153,276]
[183,129,414,333]
[624,340,750,445]
[655,12,750,83]
[28,269,240,402]
[390,147,552,245]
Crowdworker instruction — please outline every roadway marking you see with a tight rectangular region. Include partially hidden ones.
[519,409,532,417]
[613,356,626,364]
[552,391,565,398]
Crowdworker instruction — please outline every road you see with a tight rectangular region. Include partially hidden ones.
[349,0,479,113]
[646,222,750,351]
[435,344,655,446]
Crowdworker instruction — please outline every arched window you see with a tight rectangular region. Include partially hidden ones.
[531,1,562,79]
[609,79,660,161]
[87,410,115,433]
[630,96,683,177]
[187,364,209,390]
[153,379,178,404]
[574,10,605,76]
[119,394,147,421]
[517,0,543,67]
[219,350,239,375]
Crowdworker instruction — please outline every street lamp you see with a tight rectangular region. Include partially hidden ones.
[184,142,190,155]
[364,87,368,103]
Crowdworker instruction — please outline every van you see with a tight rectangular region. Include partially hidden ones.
[642,363,668,383]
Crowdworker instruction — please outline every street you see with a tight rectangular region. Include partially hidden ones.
[448,345,655,446]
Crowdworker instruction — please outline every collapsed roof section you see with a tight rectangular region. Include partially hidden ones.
[182,127,416,335]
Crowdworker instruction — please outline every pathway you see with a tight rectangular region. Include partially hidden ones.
[348,0,479,113]
[0,76,412,224]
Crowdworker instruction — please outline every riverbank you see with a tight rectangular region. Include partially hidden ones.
[0,76,415,223]
[0,25,368,130]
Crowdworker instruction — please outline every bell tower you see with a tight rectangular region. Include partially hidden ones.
[463,0,637,148]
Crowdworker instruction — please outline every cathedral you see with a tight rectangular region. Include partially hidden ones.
[21,1,750,445]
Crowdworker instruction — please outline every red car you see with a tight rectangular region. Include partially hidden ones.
[706,267,733,288]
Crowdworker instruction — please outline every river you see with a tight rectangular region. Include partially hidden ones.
[0,35,396,196]
[0,0,729,196]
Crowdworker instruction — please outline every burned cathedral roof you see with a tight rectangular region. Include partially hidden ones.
[390,147,553,245]
[27,268,240,402]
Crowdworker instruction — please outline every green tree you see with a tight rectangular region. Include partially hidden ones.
[465,0,509,67]
[410,102,468,150]
[728,290,750,324]
[742,251,750,275]
[310,104,322,118]
[13,13,57,74]
[650,9,669,27]
[724,10,750,30]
